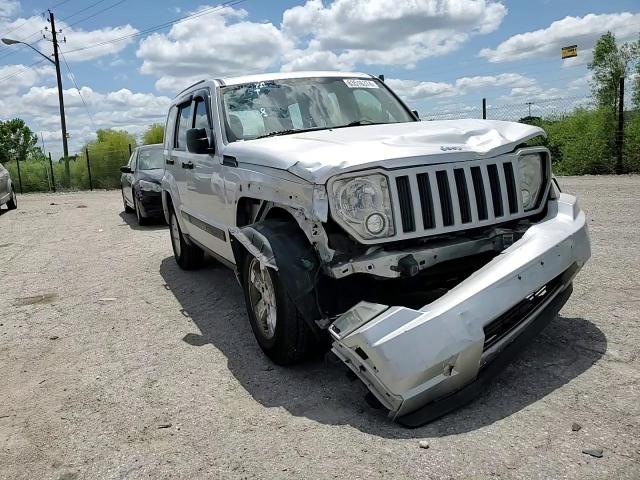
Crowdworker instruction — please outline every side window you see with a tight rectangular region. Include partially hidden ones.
[131,152,138,171]
[194,98,210,130]
[175,102,192,150]
[127,152,136,169]
[164,106,177,149]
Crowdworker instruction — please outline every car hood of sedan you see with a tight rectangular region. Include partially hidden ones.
[137,168,164,183]
[222,119,545,184]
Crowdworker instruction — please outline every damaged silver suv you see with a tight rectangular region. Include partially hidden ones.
[161,71,591,426]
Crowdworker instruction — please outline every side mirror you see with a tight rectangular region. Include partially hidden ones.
[412,110,420,120]
[186,128,212,154]
[120,166,132,173]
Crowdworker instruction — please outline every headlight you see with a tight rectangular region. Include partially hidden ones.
[518,154,543,211]
[138,180,161,192]
[331,174,395,239]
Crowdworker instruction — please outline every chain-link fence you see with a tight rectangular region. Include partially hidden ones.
[421,90,639,175]
[421,96,592,122]
[4,145,132,194]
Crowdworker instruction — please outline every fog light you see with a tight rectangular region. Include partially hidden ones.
[365,213,385,235]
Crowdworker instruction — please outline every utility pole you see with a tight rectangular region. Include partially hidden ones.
[49,10,70,186]
[526,102,534,118]
[616,77,625,174]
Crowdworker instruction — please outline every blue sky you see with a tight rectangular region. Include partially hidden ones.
[0,0,638,157]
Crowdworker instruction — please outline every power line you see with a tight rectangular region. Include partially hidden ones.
[59,47,97,131]
[61,0,109,22]
[0,58,47,83]
[63,0,248,55]
[65,0,128,29]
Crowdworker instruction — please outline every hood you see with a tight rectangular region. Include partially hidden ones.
[222,119,545,184]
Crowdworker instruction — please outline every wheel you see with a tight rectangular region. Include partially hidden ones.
[169,207,203,270]
[134,194,148,226]
[241,252,315,365]
[122,189,134,213]
[6,188,17,210]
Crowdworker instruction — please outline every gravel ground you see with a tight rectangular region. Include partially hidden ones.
[0,176,639,480]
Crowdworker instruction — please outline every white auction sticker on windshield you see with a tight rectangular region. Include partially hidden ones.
[343,79,379,89]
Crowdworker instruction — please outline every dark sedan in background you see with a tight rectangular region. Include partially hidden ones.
[0,162,18,211]
[121,144,164,225]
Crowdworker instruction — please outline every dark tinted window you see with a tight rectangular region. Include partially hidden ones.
[175,103,192,149]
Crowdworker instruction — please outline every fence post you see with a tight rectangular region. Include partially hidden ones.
[482,98,487,119]
[616,76,625,174]
[48,152,56,192]
[15,158,23,194]
[128,143,132,156]
[86,148,93,191]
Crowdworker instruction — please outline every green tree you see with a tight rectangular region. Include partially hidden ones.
[143,123,165,145]
[80,129,137,189]
[0,118,38,163]
[588,32,638,112]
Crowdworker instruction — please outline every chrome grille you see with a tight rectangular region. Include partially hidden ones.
[388,156,538,240]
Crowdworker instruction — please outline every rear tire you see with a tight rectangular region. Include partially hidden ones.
[6,188,17,210]
[169,207,203,270]
[241,251,315,365]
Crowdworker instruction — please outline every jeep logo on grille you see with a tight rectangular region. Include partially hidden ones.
[440,146,463,151]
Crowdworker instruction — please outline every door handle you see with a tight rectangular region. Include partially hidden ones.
[181,161,194,169]
[223,155,238,167]
[166,158,175,165]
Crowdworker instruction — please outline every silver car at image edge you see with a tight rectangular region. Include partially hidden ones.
[0,162,18,211]
[160,71,591,427]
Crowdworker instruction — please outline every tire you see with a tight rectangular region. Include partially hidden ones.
[241,252,315,365]
[134,194,149,226]
[6,188,17,210]
[122,189,134,213]
[169,207,203,270]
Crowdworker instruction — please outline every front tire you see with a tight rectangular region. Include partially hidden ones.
[122,189,134,213]
[169,207,203,270]
[241,253,314,365]
[6,188,17,210]
[134,194,148,226]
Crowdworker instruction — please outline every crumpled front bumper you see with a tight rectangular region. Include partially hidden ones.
[329,193,591,426]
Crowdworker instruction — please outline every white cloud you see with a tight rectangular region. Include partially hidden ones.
[137,6,293,92]
[0,84,171,155]
[281,0,507,70]
[0,63,55,94]
[387,73,535,101]
[479,12,640,63]
[0,0,19,18]
[54,24,139,62]
[0,12,138,63]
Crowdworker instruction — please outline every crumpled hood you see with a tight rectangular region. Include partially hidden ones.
[222,119,545,184]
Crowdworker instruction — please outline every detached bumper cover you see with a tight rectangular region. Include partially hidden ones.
[136,191,163,217]
[330,193,591,425]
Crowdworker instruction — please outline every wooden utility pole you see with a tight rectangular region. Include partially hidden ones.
[616,77,625,174]
[49,10,70,186]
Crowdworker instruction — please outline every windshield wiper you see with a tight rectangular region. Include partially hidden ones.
[336,120,386,129]
[255,126,330,139]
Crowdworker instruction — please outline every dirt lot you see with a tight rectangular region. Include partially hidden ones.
[1,176,639,479]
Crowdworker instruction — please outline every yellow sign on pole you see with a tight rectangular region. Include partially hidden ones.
[561,45,578,59]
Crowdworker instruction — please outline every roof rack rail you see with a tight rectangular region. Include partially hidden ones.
[176,79,206,97]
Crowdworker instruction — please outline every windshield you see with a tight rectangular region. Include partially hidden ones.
[137,148,164,170]
[220,77,414,142]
